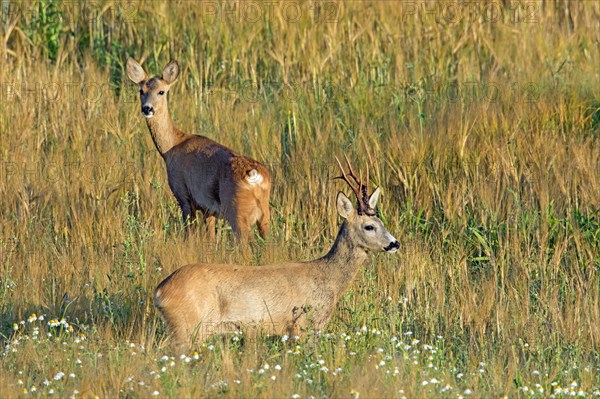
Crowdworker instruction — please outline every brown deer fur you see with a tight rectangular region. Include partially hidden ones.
[154,160,399,347]
[126,58,271,240]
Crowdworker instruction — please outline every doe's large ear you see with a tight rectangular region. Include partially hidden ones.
[368,187,381,209]
[126,58,147,84]
[162,60,179,84]
[337,192,355,219]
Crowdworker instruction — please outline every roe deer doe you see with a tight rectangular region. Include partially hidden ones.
[126,58,271,240]
[154,157,399,347]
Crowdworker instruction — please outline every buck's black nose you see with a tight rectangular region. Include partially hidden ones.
[384,241,400,252]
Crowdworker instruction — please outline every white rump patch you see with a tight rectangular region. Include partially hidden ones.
[246,169,263,185]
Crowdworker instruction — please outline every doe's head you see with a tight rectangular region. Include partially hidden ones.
[126,58,180,119]
[335,156,399,253]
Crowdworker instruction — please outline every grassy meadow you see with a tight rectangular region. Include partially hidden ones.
[1,0,599,397]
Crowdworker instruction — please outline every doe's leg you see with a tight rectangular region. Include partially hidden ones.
[257,206,270,239]
[201,212,217,242]
[177,199,194,235]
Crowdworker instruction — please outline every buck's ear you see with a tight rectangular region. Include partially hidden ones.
[368,187,381,209]
[162,60,179,84]
[337,192,355,219]
[126,58,147,84]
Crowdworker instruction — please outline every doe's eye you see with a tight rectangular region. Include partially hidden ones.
[364,225,375,231]
[158,90,165,95]
[139,89,143,95]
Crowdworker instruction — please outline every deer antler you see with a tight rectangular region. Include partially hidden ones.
[335,155,361,202]
[335,155,375,216]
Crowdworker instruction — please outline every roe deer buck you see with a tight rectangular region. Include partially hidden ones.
[154,157,399,346]
[126,58,271,240]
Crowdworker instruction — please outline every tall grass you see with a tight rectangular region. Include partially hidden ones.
[1,0,599,397]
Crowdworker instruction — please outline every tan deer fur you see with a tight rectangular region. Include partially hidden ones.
[126,58,271,240]
[154,160,399,347]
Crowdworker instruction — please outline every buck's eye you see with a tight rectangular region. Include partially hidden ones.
[158,90,165,95]
[364,225,375,231]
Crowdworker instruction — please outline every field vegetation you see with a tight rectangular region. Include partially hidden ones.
[0,0,599,397]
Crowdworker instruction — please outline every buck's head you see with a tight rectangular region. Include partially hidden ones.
[126,58,179,119]
[335,157,399,253]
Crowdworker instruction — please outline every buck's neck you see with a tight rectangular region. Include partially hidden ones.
[144,106,186,156]
[318,221,369,296]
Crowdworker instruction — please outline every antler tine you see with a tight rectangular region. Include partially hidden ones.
[343,154,362,187]
[336,155,374,215]
[362,163,370,203]
[366,163,369,191]
[334,156,350,186]
[335,156,361,202]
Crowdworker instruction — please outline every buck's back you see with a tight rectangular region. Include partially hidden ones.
[155,262,320,306]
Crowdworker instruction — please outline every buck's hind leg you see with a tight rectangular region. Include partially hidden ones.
[167,313,212,350]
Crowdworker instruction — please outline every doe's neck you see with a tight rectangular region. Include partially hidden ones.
[144,107,186,155]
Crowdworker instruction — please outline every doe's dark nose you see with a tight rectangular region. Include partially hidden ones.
[142,105,154,115]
